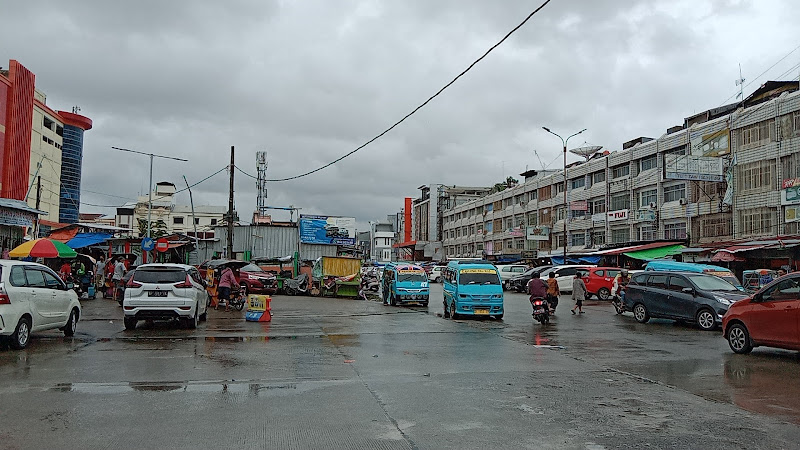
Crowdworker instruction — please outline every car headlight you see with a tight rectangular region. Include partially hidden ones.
[713,295,733,305]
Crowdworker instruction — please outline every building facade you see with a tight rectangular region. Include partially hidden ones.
[370,220,395,262]
[440,82,800,260]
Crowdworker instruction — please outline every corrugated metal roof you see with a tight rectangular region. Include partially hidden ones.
[0,198,47,215]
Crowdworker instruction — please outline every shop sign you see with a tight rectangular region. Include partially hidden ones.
[569,200,588,211]
[664,154,724,181]
[781,186,800,206]
[786,206,800,223]
[607,209,628,222]
[591,213,606,223]
[0,207,35,228]
[526,226,550,241]
[637,210,656,221]
[510,228,524,237]
[783,178,800,189]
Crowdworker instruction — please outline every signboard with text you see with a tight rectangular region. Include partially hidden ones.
[664,154,724,181]
[783,178,800,189]
[786,206,800,223]
[607,209,629,222]
[0,207,35,228]
[569,200,588,211]
[690,127,729,157]
[781,186,800,206]
[299,215,356,245]
[526,226,551,241]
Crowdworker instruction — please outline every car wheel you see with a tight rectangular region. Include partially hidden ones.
[633,303,649,323]
[598,287,611,300]
[390,293,397,306]
[727,323,753,354]
[206,293,212,307]
[186,306,199,329]
[494,314,504,320]
[696,309,717,331]
[239,283,248,297]
[9,317,31,350]
[63,308,78,337]
[124,317,137,331]
[443,301,450,318]
[450,301,460,320]
[199,302,208,322]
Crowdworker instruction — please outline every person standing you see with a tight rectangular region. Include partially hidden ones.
[217,266,237,312]
[95,256,106,289]
[571,270,588,314]
[527,272,548,317]
[545,272,560,313]
[112,257,127,302]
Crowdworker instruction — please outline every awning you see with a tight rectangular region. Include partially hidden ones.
[66,233,113,249]
[623,244,685,260]
[596,241,683,256]
[393,240,417,249]
[711,251,745,262]
[549,255,600,265]
[717,244,768,253]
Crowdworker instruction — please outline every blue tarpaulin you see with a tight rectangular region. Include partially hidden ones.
[550,255,601,265]
[66,233,112,249]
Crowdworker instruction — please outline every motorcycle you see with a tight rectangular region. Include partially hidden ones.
[531,297,550,324]
[611,293,626,315]
[284,273,309,296]
[363,275,380,292]
[226,289,248,311]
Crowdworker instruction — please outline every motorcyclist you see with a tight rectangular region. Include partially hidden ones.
[527,272,548,316]
[612,269,631,301]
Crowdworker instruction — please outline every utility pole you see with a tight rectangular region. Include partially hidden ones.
[183,175,198,264]
[34,176,41,238]
[227,146,235,259]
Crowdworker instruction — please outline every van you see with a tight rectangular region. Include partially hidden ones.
[644,260,743,290]
[496,264,529,289]
[381,263,430,306]
[442,260,504,319]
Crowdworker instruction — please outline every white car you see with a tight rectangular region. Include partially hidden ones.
[123,263,208,330]
[539,265,596,293]
[429,266,445,283]
[0,260,82,349]
[496,264,529,289]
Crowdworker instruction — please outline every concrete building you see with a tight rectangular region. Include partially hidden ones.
[370,219,395,262]
[440,81,800,262]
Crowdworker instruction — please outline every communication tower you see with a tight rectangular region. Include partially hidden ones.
[256,151,268,215]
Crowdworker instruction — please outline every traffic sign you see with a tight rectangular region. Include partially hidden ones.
[156,237,169,253]
[141,237,155,252]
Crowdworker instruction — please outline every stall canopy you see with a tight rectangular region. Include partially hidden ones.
[66,233,113,249]
[550,255,601,265]
[623,244,685,260]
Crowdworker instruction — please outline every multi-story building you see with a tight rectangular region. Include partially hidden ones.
[370,219,395,262]
[440,81,800,261]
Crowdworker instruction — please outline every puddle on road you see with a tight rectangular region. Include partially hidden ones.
[46,379,349,398]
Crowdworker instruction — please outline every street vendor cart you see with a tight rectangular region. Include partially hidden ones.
[311,256,362,298]
[743,269,777,293]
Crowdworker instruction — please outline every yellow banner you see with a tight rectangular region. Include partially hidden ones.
[460,269,495,274]
[398,269,424,274]
[247,294,269,312]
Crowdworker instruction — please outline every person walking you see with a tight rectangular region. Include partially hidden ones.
[95,256,106,289]
[217,266,237,312]
[571,270,588,314]
[545,272,560,314]
[527,272,548,317]
[112,257,127,302]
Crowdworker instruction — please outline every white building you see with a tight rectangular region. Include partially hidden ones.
[370,221,395,262]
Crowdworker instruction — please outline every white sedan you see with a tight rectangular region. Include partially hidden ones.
[0,260,82,349]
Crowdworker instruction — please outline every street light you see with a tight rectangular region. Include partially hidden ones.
[542,127,587,265]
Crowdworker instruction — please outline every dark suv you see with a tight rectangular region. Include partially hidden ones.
[624,271,749,330]
[508,265,553,293]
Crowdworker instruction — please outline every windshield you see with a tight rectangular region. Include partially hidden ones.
[687,274,740,292]
[459,269,500,285]
[240,264,264,273]
[134,269,186,284]
[398,273,427,282]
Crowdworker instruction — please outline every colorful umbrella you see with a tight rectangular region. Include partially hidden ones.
[9,238,78,259]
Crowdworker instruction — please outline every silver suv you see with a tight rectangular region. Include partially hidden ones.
[122,264,208,330]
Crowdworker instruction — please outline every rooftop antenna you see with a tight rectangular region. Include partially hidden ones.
[256,151,268,216]
[569,145,603,161]
[72,105,81,114]
[735,64,745,101]
[533,149,546,171]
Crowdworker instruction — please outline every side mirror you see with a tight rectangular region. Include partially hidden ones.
[751,293,762,303]
[67,283,75,289]
[553,274,559,278]
[681,287,694,295]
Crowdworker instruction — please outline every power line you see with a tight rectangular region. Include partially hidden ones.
[718,43,800,106]
[265,0,553,182]
[234,165,257,180]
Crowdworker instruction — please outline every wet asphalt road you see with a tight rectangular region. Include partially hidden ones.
[1,284,800,449]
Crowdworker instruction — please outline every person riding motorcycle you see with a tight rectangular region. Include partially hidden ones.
[527,272,548,315]
[612,269,631,300]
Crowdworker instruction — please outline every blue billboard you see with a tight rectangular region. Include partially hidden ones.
[299,215,356,245]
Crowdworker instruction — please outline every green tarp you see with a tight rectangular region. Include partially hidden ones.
[623,244,685,261]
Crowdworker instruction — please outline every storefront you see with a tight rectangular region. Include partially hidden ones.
[0,199,46,254]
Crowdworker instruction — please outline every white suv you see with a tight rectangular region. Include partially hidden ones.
[539,265,596,293]
[496,264,529,289]
[123,263,208,330]
[0,260,82,349]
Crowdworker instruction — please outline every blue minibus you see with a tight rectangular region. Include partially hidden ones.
[381,263,430,306]
[442,260,504,319]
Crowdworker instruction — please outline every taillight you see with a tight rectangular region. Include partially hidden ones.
[173,275,193,288]
[127,278,142,288]
[0,293,10,305]
[533,300,543,306]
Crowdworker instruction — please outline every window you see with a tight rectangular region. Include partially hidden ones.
[539,208,551,225]
[556,182,565,194]
[485,204,493,213]
[9,266,26,287]
[664,184,686,203]
[781,153,800,181]
[485,222,493,233]
[612,164,630,179]
[611,228,629,244]
[668,276,691,292]
[43,116,55,131]
[556,207,566,221]
[640,155,657,172]
[529,190,538,201]
[610,193,630,211]
[639,225,656,241]
[700,214,731,238]
[194,218,200,225]
[515,240,525,250]
[42,270,63,289]
[514,215,525,227]
[494,200,503,211]
[505,218,514,230]
[527,213,538,226]
[503,198,513,208]
[664,222,687,240]
[515,194,525,205]
[24,269,47,288]
[738,160,775,192]
[739,119,774,146]
[762,278,800,301]
[538,186,551,201]
[739,207,776,236]
[571,233,586,247]
[173,217,184,224]
[648,274,668,290]
[591,198,606,214]
[570,177,585,190]
[639,189,657,208]
[592,231,606,246]
[593,171,606,184]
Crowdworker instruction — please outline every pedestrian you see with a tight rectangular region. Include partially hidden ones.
[571,270,588,314]
[95,256,106,289]
[777,268,787,278]
[545,272,560,313]
[527,272,548,317]
[59,260,72,282]
[112,257,127,302]
[358,277,369,301]
[217,265,237,312]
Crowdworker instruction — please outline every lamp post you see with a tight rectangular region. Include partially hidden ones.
[542,127,586,265]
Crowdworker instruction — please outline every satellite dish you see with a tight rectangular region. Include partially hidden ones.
[569,145,603,161]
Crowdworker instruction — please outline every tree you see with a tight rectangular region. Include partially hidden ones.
[137,218,168,238]
[491,176,519,193]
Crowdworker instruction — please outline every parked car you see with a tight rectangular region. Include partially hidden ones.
[581,267,624,300]
[723,273,800,354]
[0,260,82,349]
[624,271,749,331]
[496,264,529,290]
[237,263,278,295]
[123,263,208,330]
[539,265,595,293]
[429,266,445,283]
[508,265,553,293]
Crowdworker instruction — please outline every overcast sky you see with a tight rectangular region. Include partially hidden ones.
[2,0,798,230]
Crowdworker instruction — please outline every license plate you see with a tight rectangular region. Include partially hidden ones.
[148,290,168,297]
[474,309,489,315]
[534,308,545,314]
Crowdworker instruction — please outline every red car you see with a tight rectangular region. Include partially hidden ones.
[237,263,278,295]
[580,267,623,300]
[723,273,800,354]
